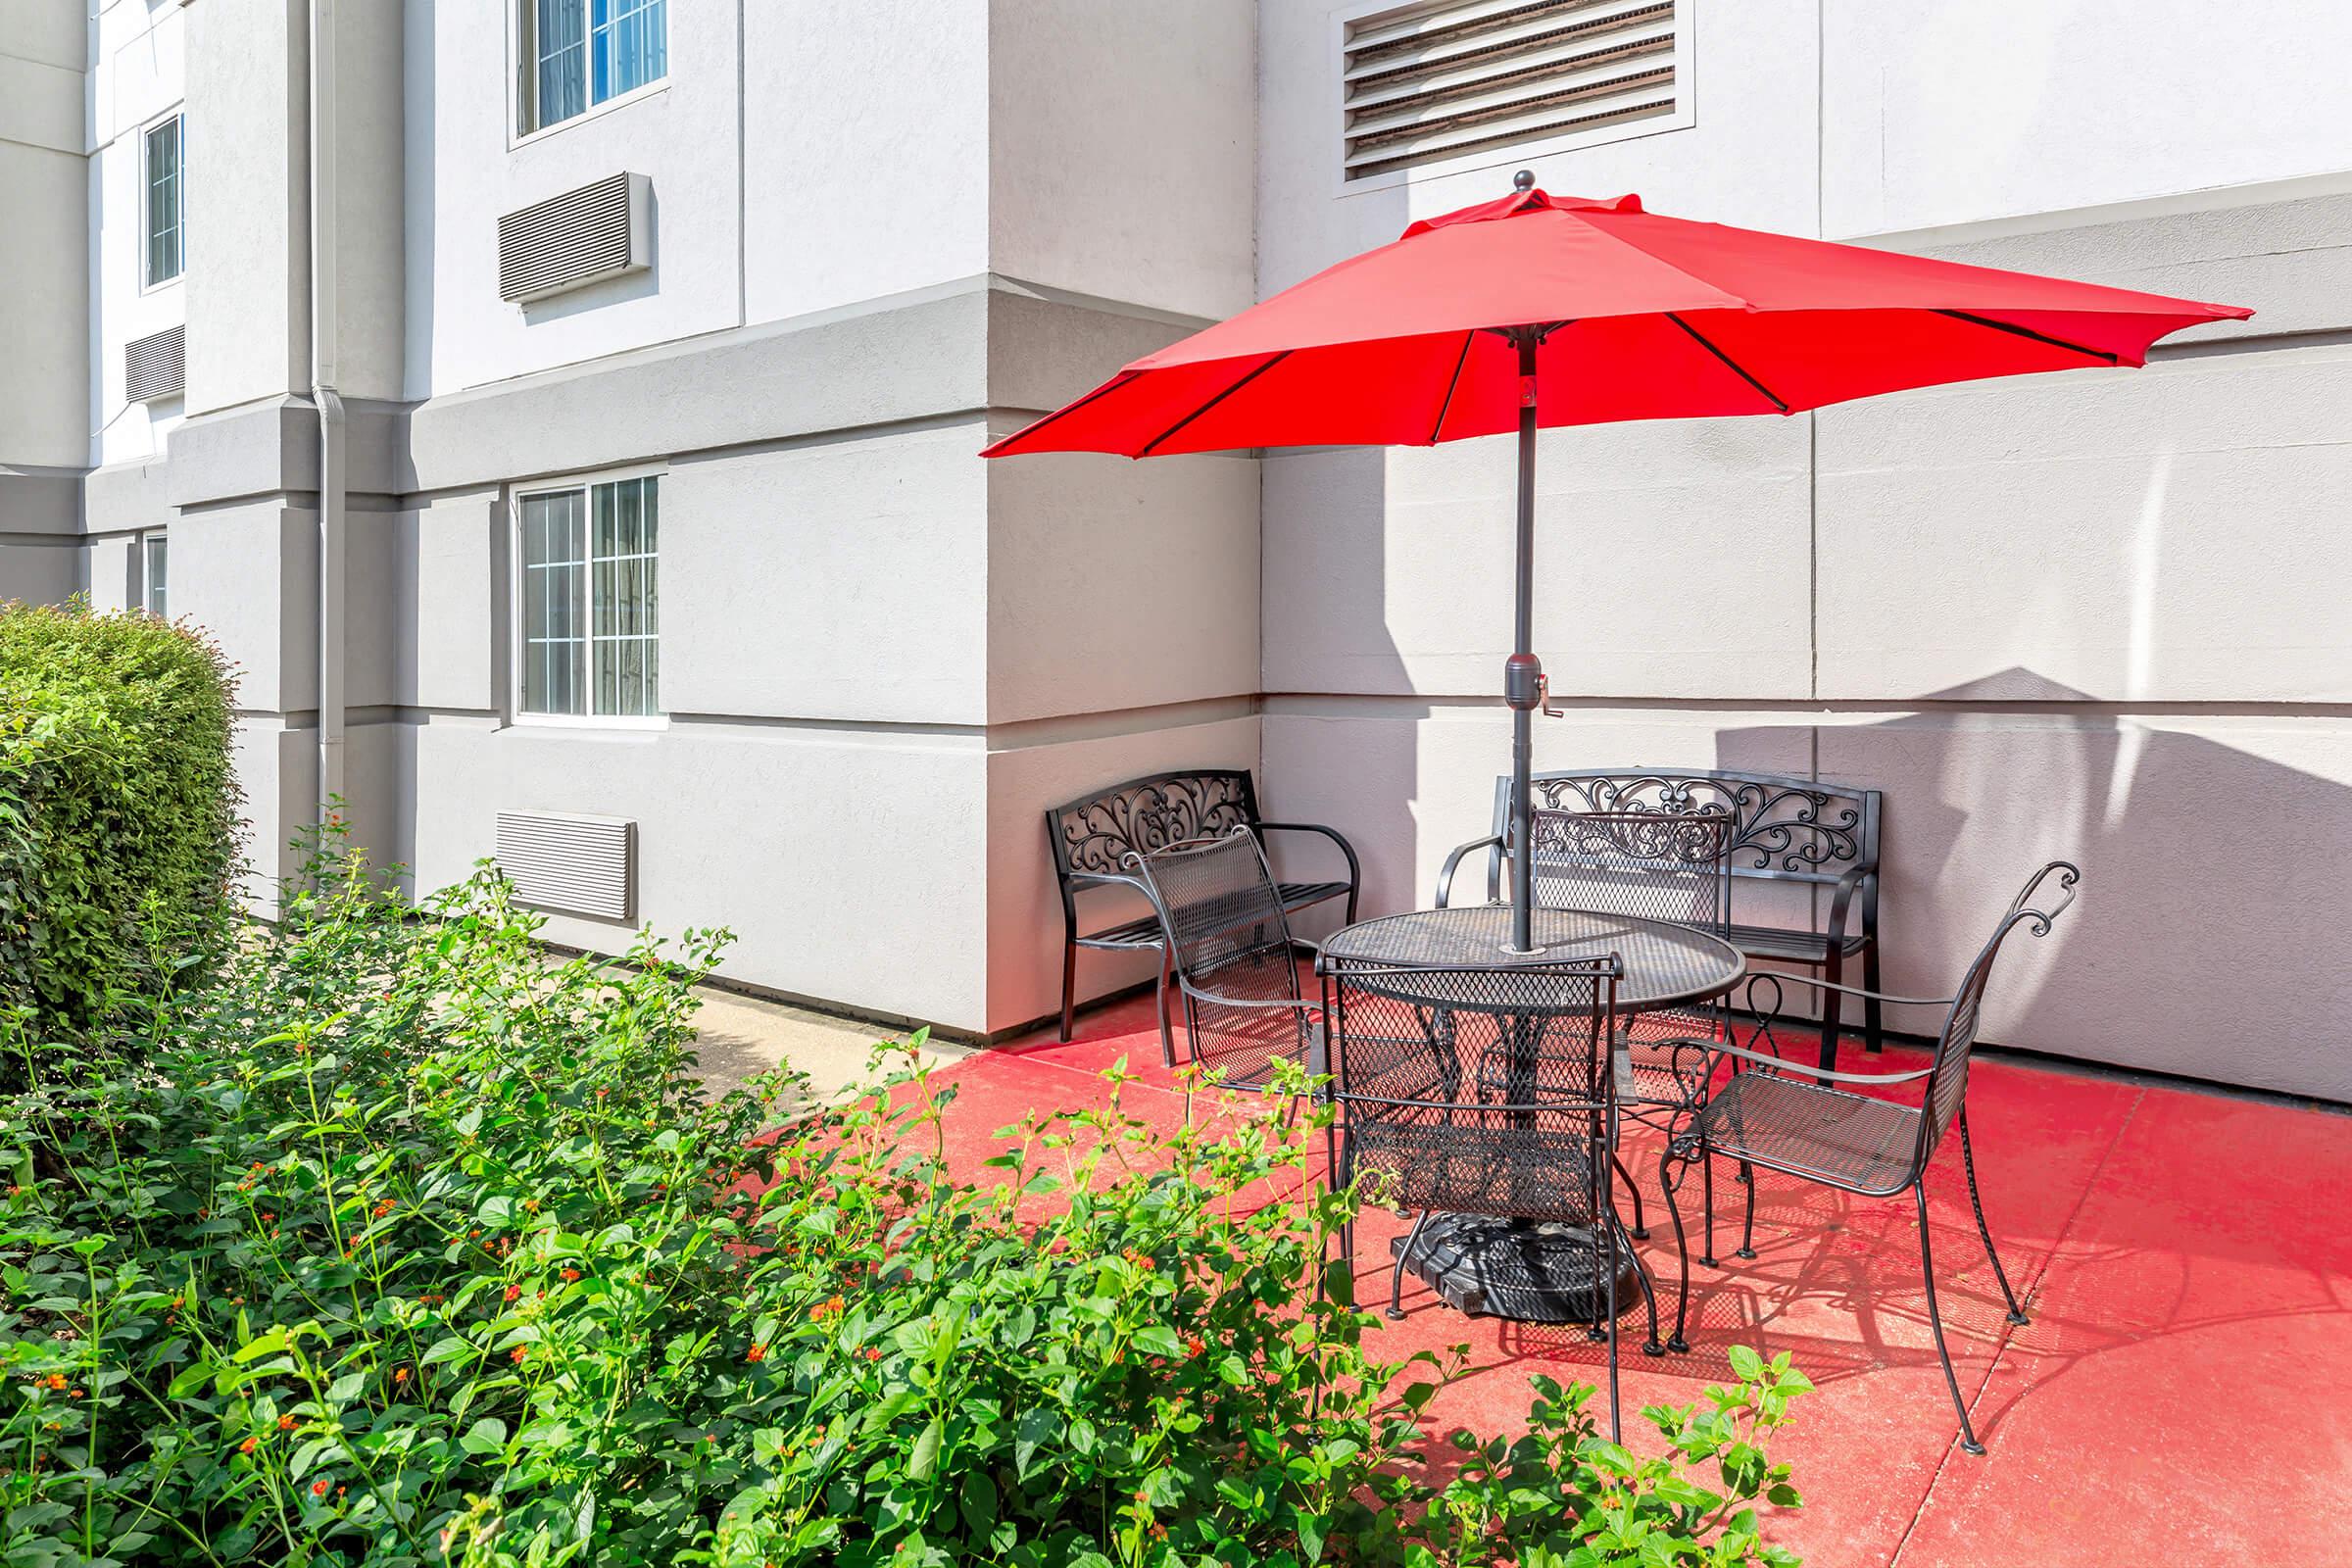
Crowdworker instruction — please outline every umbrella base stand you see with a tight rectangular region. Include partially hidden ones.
[1394,1213,1644,1324]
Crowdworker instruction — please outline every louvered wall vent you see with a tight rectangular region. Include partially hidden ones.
[1343,0,1683,182]
[497,172,652,304]
[494,810,636,921]
[124,324,185,403]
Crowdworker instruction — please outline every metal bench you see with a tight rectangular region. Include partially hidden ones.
[1437,768,1884,1073]
[1047,769,1359,1063]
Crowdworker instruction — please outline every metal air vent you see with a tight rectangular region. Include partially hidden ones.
[124,324,185,402]
[497,172,652,304]
[1343,0,1684,182]
[494,809,636,920]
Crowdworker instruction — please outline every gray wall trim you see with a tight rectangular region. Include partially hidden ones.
[405,285,992,494]
[83,458,172,535]
[1260,691,2352,720]
[401,275,1196,496]
[1874,186,2352,350]
[0,470,82,535]
[167,397,408,514]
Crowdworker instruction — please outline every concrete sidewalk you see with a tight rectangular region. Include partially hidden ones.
[686,983,972,1108]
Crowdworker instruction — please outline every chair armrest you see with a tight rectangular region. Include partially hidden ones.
[1435,833,1503,909]
[1752,971,1955,1009]
[1710,1038,1933,1085]
[1175,973,1326,1018]
[1255,821,1362,894]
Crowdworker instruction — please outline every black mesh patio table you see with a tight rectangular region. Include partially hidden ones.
[1320,905,1744,1324]
[1321,905,1744,1015]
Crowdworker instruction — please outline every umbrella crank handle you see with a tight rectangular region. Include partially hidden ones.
[1503,656,1563,718]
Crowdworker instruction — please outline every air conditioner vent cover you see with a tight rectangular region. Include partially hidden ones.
[494,809,636,920]
[124,324,185,403]
[497,172,652,304]
[1343,0,1684,182]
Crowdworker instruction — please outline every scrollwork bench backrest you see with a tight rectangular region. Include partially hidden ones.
[1493,769,1881,898]
[1048,770,1266,915]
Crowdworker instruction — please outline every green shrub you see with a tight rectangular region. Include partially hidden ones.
[0,845,1808,1566]
[0,600,240,1043]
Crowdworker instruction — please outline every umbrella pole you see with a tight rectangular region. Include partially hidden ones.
[1504,327,1543,954]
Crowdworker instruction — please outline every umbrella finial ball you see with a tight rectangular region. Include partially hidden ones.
[1512,169,1535,192]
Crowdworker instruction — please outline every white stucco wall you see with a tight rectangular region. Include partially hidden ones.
[987,0,1258,320]
[2,0,90,472]
[740,0,991,328]
[1821,0,2352,236]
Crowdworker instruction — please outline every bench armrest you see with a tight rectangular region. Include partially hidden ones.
[1255,821,1363,896]
[1825,864,1876,950]
[1435,833,1504,908]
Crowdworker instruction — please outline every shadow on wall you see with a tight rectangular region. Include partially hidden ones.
[1247,176,1415,943]
[1723,668,2352,1102]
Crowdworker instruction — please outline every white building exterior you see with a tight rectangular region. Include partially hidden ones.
[5,1,2350,1102]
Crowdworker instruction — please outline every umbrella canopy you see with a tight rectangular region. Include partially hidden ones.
[982,181,2250,460]
[984,175,2249,956]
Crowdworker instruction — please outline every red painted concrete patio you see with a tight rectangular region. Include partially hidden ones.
[931,987,2352,1567]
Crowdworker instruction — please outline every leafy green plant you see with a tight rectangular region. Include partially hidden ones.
[0,839,1808,1566]
[0,599,240,1048]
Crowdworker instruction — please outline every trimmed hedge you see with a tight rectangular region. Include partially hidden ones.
[0,600,240,1041]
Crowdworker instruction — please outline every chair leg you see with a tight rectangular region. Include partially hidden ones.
[1737,1158,1757,1259]
[1615,1208,1665,1358]
[1602,1207,1623,1445]
[1058,941,1078,1044]
[1658,1148,1691,1353]
[1389,1209,1432,1321]
[1863,937,1886,1054]
[1699,1152,1718,1268]
[1611,1152,1648,1240]
[1153,946,1176,1068]
[1916,1184,1987,1455]
[1335,1141,1356,1272]
[1960,1111,2029,1326]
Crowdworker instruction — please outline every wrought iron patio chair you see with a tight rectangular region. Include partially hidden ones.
[1324,949,1644,1441]
[1657,861,2081,1455]
[1128,829,1322,1092]
[1517,809,1743,1243]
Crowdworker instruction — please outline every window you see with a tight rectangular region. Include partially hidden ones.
[517,474,660,718]
[144,115,183,284]
[142,534,170,619]
[519,0,666,134]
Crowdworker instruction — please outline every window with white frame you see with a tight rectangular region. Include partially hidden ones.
[518,0,667,135]
[517,474,660,718]
[144,115,184,284]
[142,533,170,619]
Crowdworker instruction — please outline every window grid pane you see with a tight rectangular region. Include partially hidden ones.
[588,475,659,717]
[146,118,182,284]
[535,0,588,128]
[520,492,588,714]
[144,535,169,619]
[592,0,665,103]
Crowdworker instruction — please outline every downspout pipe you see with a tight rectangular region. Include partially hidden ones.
[310,0,346,826]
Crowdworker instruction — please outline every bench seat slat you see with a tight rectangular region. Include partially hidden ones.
[1076,880,1351,951]
[1727,921,1869,965]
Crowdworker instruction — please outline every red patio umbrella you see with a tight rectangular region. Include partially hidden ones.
[983,172,2250,952]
